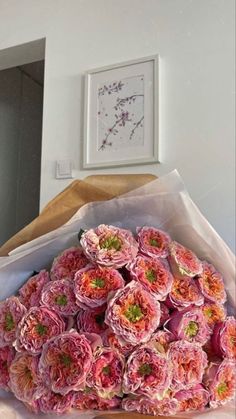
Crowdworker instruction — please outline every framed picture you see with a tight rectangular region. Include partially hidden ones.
[83,54,159,169]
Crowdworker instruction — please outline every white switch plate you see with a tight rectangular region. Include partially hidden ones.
[56,160,74,179]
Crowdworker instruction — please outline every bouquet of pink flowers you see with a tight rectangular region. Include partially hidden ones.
[0,220,235,417]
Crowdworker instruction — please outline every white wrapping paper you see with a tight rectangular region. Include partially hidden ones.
[0,170,235,419]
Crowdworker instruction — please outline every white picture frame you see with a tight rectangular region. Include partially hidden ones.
[83,55,159,169]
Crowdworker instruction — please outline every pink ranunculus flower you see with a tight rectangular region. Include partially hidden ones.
[86,347,124,398]
[50,246,89,281]
[165,307,212,345]
[0,297,27,347]
[149,330,175,354]
[74,264,124,309]
[128,254,173,301]
[197,262,227,304]
[102,329,136,357]
[9,353,44,403]
[174,384,209,412]
[15,306,65,354]
[168,241,202,277]
[80,224,138,268]
[122,395,178,416]
[105,280,161,345]
[19,270,50,309]
[39,330,93,395]
[168,340,208,391]
[123,345,171,399]
[73,387,121,410]
[136,226,171,259]
[204,358,236,408]
[38,389,75,414]
[159,302,170,327]
[168,276,204,309]
[201,301,226,329]
[0,346,15,390]
[211,316,236,360]
[40,279,79,316]
[77,305,108,334]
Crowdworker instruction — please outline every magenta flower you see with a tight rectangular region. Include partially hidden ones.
[102,329,136,357]
[174,384,209,412]
[201,301,226,329]
[159,303,170,326]
[149,330,175,354]
[197,262,227,304]
[39,331,93,394]
[168,276,204,309]
[137,226,171,258]
[77,305,108,334]
[74,264,124,309]
[87,347,124,398]
[128,254,173,300]
[73,387,121,410]
[50,246,89,281]
[123,345,171,399]
[40,279,79,316]
[204,359,236,407]
[105,280,161,345]
[211,316,236,360]
[168,241,202,277]
[122,395,178,416]
[168,340,208,391]
[38,389,74,414]
[19,270,50,309]
[0,346,15,390]
[80,224,138,268]
[0,297,26,347]
[9,353,44,402]
[165,307,211,345]
[16,306,65,354]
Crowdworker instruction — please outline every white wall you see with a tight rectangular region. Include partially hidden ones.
[0,0,235,251]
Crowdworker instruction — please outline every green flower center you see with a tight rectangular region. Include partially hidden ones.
[102,365,111,376]
[4,312,14,331]
[36,323,48,336]
[55,295,67,306]
[125,304,143,323]
[95,313,105,326]
[138,363,152,376]
[185,321,199,337]
[84,386,92,394]
[100,236,121,251]
[91,278,105,288]
[24,367,32,380]
[60,353,72,367]
[145,269,156,283]
[217,382,228,396]
[149,238,160,247]
[204,308,213,318]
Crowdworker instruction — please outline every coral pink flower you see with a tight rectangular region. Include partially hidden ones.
[73,387,121,410]
[211,316,236,360]
[123,345,171,399]
[80,224,138,268]
[122,395,178,416]
[136,226,171,258]
[165,307,211,345]
[105,280,160,345]
[204,358,236,407]
[197,262,226,304]
[38,389,75,414]
[128,255,173,300]
[19,270,50,309]
[168,340,208,391]
[74,265,124,309]
[50,246,89,281]
[39,331,93,395]
[149,330,175,354]
[9,353,44,402]
[0,346,15,390]
[169,241,202,277]
[201,302,226,329]
[174,384,209,412]
[102,329,136,357]
[87,347,124,398]
[0,297,26,347]
[16,306,65,354]
[40,279,79,316]
[77,305,108,334]
[168,276,204,309]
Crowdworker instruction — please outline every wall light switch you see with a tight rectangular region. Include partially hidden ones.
[56,160,74,179]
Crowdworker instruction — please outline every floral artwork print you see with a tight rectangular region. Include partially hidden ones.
[97,75,144,151]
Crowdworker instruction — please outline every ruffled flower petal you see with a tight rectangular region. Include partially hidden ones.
[40,279,79,316]
[149,330,175,354]
[174,384,209,412]
[169,241,202,277]
[77,305,108,334]
[102,329,136,357]
[73,387,121,410]
[197,262,227,304]
[0,346,15,390]
[204,358,236,408]
[38,389,75,413]
[122,395,178,416]
[201,301,226,329]
[19,270,50,309]
[50,246,89,281]
[168,276,204,309]
[0,297,27,347]
[211,316,236,359]
[137,226,171,258]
